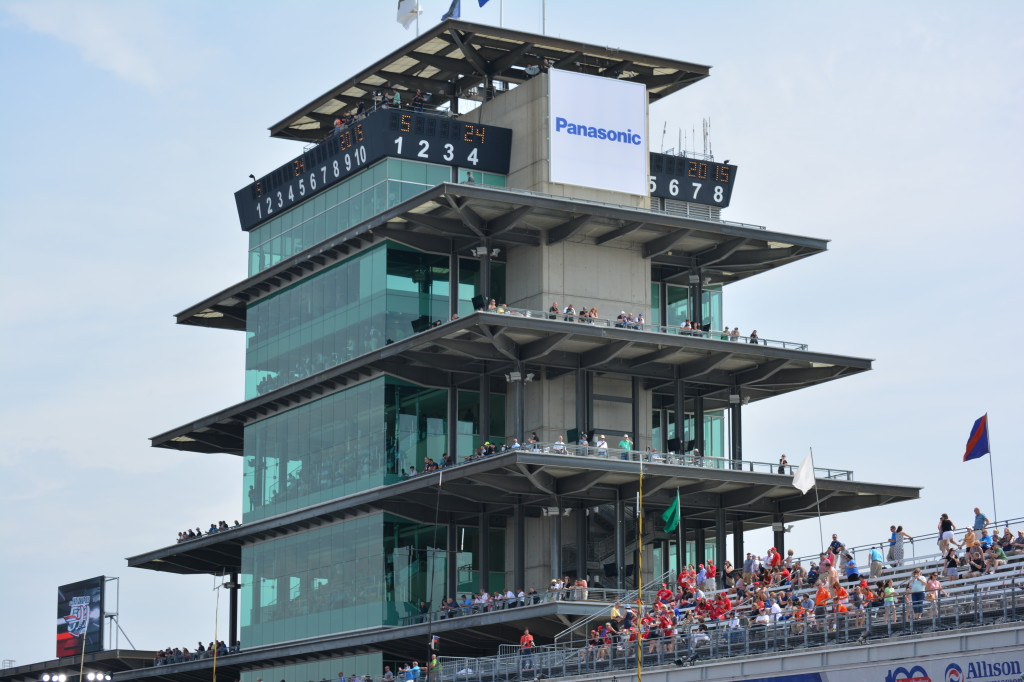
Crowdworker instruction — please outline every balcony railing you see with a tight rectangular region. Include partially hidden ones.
[477,307,808,350]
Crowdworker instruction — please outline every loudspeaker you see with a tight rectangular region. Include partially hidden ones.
[472,294,486,310]
[667,438,681,452]
[410,316,432,333]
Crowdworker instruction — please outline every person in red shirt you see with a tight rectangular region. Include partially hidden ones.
[656,583,673,603]
[519,629,535,671]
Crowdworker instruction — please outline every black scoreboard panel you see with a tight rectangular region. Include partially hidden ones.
[649,153,737,208]
[235,111,514,231]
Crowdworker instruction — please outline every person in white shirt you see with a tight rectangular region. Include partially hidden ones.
[596,435,608,455]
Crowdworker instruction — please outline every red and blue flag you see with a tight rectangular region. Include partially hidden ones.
[963,414,991,462]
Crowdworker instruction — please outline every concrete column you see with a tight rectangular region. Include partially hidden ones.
[448,248,460,319]
[447,521,458,598]
[673,379,685,452]
[514,365,526,443]
[550,500,562,581]
[615,497,626,590]
[575,369,587,440]
[575,503,587,582]
[773,512,786,557]
[585,371,595,430]
[693,279,704,327]
[480,246,491,303]
[229,572,239,646]
[730,393,743,466]
[658,281,668,329]
[447,377,458,461]
[479,369,490,445]
[694,395,705,453]
[732,518,745,571]
[715,508,727,572]
[479,511,491,592]
[514,499,525,590]
[631,376,641,451]
[695,526,706,565]
[661,540,670,575]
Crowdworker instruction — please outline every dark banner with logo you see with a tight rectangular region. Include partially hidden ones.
[56,576,105,657]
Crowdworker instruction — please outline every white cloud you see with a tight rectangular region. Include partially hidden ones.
[5,1,208,92]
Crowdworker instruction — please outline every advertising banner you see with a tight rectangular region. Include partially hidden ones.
[753,652,1024,682]
[548,68,648,195]
[56,576,105,657]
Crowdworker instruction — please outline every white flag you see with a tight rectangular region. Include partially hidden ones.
[397,0,421,29]
[792,451,816,495]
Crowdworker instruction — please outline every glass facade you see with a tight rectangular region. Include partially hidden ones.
[651,410,726,461]
[243,377,505,522]
[248,159,455,275]
[240,655,382,682]
[650,283,723,331]
[240,513,454,646]
[245,243,453,398]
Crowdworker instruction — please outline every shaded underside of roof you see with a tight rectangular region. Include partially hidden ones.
[128,450,916,578]
[177,183,827,331]
[270,20,710,142]
[151,310,868,458]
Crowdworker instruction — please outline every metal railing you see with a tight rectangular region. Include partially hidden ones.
[552,569,676,643]
[475,441,853,481]
[433,578,1024,682]
[477,307,808,350]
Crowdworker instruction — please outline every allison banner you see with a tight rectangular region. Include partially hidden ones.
[56,576,105,658]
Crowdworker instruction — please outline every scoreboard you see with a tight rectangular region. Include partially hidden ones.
[235,110,513,231]
[649,153,737,208]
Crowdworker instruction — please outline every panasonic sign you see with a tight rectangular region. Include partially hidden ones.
[548,68,648,195]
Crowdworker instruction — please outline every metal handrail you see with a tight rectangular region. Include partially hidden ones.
[477,442,853,481]
[552,569,676,642]
[433,576,1024,682]
[476,307,807,350]
[790,514,1024,566]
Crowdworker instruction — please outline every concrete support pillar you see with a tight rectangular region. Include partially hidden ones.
[695,526,706,565]
[661,539,670,575]
[447,377,458,460]
[448,248,460,319]
[694,395,705,453]
[693,279,704,326]
[479,511,491,592]
[773,512,786,557]
[675,513,686,571]
[715,508,727,571]
[575,504,587,581]
[658,281,668,329]
[228,572,239,646]
[480,245,491,303]
[615,497,626,590]
[732,518,745,571]
[730,392,743,466]
[447,521,458,598]
[479,369,490,445]
[514,499,525,590]
[514,364,526,443]
[673,379,685,452]
[631,376,641,451]
[585,371,595,431]
[550,500,562,581]
[575,369,587,441]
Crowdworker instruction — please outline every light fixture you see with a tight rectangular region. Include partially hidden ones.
[729,394,741,405]
[741,396,750,405]
[508,371,522,382]
[490,247,501,258]
[88,674,96,681]
[525,373,535,382]
[471,246,489,257]
[687,274,700,284]
[42,674,51,681]
[248,174,256,182]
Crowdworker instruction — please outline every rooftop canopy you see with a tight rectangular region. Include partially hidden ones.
[177,183,828,331]
[269,19,711,142]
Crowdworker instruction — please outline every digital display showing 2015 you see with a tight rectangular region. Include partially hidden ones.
[649,153,737,208]
[235,110,513,232]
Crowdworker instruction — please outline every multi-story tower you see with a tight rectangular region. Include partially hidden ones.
[129,21,917,681]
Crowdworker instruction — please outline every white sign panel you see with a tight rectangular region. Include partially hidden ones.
[548,68,648,195]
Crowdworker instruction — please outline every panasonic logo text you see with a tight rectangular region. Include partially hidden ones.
[554,117,642,145]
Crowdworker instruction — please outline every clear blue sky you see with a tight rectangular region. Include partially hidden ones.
[1,0,1022,666]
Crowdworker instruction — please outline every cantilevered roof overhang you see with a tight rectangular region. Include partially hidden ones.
[177,183,828,331]
[129,450,918,578]
[269,19,711,142]
[151,310,870,457]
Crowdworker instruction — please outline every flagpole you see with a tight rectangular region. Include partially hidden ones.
[637,458,644,682]
[986,414,997,522]
[811,447,824,553]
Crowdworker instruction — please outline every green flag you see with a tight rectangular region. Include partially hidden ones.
[662,495,680,533]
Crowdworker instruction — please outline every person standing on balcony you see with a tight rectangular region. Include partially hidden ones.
[618,434,633,460]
